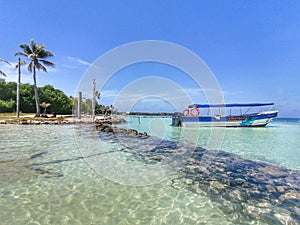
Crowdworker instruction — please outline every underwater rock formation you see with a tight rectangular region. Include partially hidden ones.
[96,131,300,224]
[95,117,148,137]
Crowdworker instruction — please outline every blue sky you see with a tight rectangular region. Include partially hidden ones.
[0,0,299,117]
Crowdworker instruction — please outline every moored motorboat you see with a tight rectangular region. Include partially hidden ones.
[172,103,278,127]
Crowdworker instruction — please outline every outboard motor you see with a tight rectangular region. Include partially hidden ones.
[172,112,182,126]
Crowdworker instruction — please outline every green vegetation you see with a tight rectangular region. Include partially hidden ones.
[0,99,15,112]
[0,79,73,114]
[0,79,115,116]
[1,39,112,118]
[15,39,55,117]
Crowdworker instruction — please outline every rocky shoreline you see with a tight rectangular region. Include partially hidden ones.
[0,116,126,125]
[0,118,93,125]
[0,119,83,125]
[95,117,148,137]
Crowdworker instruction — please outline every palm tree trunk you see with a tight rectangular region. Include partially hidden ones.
[33,67,40,117]
[16,58,21,118]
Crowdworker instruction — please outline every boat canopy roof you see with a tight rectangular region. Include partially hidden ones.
[188,103,274,108]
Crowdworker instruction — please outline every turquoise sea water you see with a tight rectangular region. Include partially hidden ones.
[0,118,299,224]
[119,116,300,170]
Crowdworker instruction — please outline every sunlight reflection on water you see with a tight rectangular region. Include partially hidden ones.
[0,122,299,224]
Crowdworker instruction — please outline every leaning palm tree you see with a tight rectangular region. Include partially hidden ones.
[0,57,11,77]
[15,39,55,117]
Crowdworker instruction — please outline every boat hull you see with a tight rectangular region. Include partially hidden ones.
[181,118,271,127]
[175,111,278,127]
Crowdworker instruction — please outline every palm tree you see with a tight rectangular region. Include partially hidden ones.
[0,57,11,77]
[40,102,51,114]
[15,39,55,117]
[15,58,26,118]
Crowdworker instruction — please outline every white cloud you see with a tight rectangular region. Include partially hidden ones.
[67,56,91,67]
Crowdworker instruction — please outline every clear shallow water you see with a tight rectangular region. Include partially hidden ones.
[0,125,229,225]
[0,119,299,225]
[119,116,300,170]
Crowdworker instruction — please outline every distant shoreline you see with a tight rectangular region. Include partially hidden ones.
[0,114,127,125]
[124,112,173,116]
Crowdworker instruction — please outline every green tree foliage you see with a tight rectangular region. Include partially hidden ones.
[0,99,15,112]
[0,79,16,112]
[0,79,16,101]
[19,83,35,112]
[38,85,72,114]
[0,79,73,114]
[95,104,114,115]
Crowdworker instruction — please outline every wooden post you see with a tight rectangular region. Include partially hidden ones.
[77,91,82,119]
[92,79,96,119]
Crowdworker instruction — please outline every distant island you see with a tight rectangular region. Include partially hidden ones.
[124,112,173,116]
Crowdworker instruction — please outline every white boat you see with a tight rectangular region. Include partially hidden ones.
[172,103,278,127]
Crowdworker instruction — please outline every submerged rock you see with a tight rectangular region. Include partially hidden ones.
[96,131,300,224]
[94,116,126,125]
[95,117,148,138]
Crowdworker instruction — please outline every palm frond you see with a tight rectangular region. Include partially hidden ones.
[19,44,32,55]
[40,59,55,67]
[37,49,54,59]
[14,52,28,57]
[28,61,33,73]
[35,46,44,57]
[0,70,7,77]
[0,58,11,77]
[0,57,12,66]
[35,62,47,72]
[30,39,37,52]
